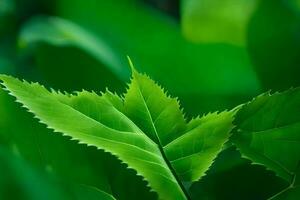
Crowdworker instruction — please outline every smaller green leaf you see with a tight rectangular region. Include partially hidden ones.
[232,88,300,183]
[124,64,186,146]
[164,111,234,182]
[0,74,187,200]
[124,60,235,183]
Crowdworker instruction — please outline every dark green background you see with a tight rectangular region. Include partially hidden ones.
[0,0,299,199]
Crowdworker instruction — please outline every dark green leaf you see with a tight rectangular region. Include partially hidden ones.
[232,88,300,183]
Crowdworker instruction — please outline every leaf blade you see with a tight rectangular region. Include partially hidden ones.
[0,74,187,200]
[164,111,234,181]
[232,88,300,183]
[124,68,234,183]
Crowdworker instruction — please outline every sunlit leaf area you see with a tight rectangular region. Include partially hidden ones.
[0,0,299,199]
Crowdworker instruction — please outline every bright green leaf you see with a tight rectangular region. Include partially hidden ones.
[0,66,240,199]
[0,86,156,200]
[0,74,187,200]
[164,111,234,182]
[123,64,234,183]
[124,66,186,146]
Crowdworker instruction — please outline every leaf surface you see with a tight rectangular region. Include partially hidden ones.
[0,74,186,200]
[0,87,155,200]
[164,111,234,181]
[0,68,239,198]
[123,67,234,183]
[124,67,186,146]
[232,88,300,183]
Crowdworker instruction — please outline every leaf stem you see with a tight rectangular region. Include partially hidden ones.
[158,144,192,200]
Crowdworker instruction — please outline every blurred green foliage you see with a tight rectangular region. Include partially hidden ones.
[0,0,299,199]
[181,0,258,45]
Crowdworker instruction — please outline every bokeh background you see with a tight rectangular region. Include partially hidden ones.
[0,0,299,199]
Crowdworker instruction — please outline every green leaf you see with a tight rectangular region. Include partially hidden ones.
[123,63,234,183]
[164,111,234,182]
[123,67,187,146]
[19,16,128,92]
[0,87,156,200]
[189,152,288,200]
[0,74,187,200]
[0,66,238,199]
[232,88,300,183]
[181,0,258,45]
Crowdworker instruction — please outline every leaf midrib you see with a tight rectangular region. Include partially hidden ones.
[57,94,159,148]
[134,77,191,200]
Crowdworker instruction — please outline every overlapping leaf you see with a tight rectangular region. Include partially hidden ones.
[164,111,234,181]
[0,87,156,200]
[123,66,234,183]
[0,67,236,199]
[124,66,186,146]
[232,88,300,183]
[0,74,186,200]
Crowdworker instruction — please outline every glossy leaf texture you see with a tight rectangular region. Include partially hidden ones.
[0,67,235,199]
[124,66,234,183]
[0,87,156,200]
[164,111,234,182]
[0,74,187,200]
[232,88,300,184]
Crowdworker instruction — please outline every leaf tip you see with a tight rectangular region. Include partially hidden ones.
[126,55,137,76]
